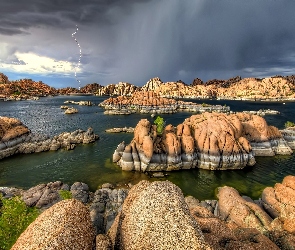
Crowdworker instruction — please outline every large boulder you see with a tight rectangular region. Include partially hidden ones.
[11,199,95,250]
[188,202,279,250]
[262,175,295,233]
[217,186,272,232]
[22,181,68,210]
[108,180,211,250]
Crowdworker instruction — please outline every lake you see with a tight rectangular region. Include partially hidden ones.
[1,96,295,200]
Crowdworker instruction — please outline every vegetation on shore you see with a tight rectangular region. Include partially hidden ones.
[285,121,295,128]
[0,195,39,250]
[58,190,73,200]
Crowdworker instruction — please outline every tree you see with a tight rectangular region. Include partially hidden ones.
[154,116,165,135]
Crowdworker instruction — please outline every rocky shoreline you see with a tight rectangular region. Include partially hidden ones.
[0,116,99,160]
[2,175,295,249]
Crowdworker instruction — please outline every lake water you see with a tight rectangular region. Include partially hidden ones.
[1,96,295,200]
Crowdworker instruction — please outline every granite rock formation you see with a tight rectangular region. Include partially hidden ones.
[4,177,295,249]
[0,73,57,100]
[234,112,293,156]
[215,177,295,250]
[0,116,99,160]
[0,72,10,84]
[100,91,229,115]
[187,196,280,250]
[113,112,293,171]
[89,185,129,234]
[140,76,295,100]
[22,181,68,210]
[96,82,138,96]
[217,186,273,232]
[262,175,295,233]
[107,180,211,250]
[11,199,95,250]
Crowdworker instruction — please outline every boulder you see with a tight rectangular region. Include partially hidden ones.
[262,175,295,233]
[70,182,89,203]
[22,181,64,210]
[108,180,211,249]
[217,186,272,233]
[11,199,95,250]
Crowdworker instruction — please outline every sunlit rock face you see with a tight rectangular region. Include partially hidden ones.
[96,82,139,96]
[11,199,95,250]
[107,180,211,250]
[113,112,293,172]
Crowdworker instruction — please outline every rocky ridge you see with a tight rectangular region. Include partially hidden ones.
[1,72,295,101]
[142,76,295,100]
[6,176,295,249]
[0,116,99,160]
[0,75,57,100]
[113,112,293,172]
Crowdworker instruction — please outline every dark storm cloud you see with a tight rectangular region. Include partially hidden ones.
[1,0,295,87]
[0,0,154,34]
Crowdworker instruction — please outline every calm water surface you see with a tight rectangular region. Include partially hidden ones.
[1,96,295,200]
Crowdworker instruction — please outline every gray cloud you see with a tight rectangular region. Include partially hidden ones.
[1,0,295,87]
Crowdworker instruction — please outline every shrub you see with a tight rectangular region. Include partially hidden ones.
[285,121,295,128]
[0,195,39,250]
[58,190,72,200]
[154,116,165,135]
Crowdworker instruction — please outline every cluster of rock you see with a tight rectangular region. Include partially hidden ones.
[0,116,99,160]
[95,82,138,96]
[64,107,78,114]
[8,176,295,249]
[280,127,295,150]
[99,91,229,115]
[113,112,293,172]
[141,76,295,101]
[240,109,280,116]
[64,100,93,106]
[105,127,135,133]
[0,74,57,100]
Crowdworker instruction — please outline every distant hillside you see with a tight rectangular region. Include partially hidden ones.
[1,72,295,100]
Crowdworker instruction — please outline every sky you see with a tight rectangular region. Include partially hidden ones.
[1,0,295,88]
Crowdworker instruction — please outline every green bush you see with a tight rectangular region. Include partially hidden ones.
[58,190,72,200]
[0,195,39,250]
[285,121,295,128]
[154,116,165,135]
